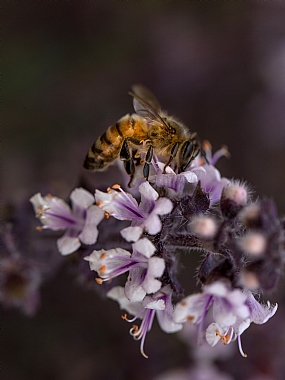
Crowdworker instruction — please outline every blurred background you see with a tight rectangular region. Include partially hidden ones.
[2,2,285,380]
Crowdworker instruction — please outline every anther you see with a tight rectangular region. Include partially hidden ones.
[202,140,212,152]
[99,265,106,274]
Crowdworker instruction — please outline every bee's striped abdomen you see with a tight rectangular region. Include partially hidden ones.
[83,115,131,171]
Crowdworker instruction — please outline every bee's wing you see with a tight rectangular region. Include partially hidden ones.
[129,84,167,127]
[131,84,161,111]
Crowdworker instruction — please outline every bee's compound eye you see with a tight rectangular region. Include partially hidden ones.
[167,123,176,134]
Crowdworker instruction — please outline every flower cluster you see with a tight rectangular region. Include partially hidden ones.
[29,143,284,359]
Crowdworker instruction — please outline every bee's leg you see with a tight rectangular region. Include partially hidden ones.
[120,139,136,186]
[143,145,153,181]
[163,142,179,173]
[200,146,209,164]
[179,141,200,172]
[120,137,144,187]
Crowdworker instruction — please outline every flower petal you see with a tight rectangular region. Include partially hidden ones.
[173,293,211,324]
[132,238,156,258]
[121,226,143,242]
[70,187,95,208]
[57,235,80,255]
[107,286,143,317]
[157,309,183,333]
[246,293,278,324]
[125,268,146,302]
[139,182,159,201]
[79,205,104,245]
[153,198,173,215]
[144,214,162,235]
[206,322,223,347]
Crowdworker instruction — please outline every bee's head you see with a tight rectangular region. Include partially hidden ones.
[162,117,178,135]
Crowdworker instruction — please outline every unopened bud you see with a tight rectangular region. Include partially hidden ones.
[240,232,267,256]
[239,203,261,228]
[191,216,217,239]
[240,270,260,290]
[220,183,248,219]
[223,184,248,205]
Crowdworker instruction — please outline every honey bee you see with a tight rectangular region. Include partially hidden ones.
[83,85,200,186]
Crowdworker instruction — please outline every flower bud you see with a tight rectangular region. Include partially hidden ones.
[239,200,278,232]
[190,216,217,240]
[239,232,267,257]
[240,270,260,290]
[220,183,248,219]
[238,203,261,228]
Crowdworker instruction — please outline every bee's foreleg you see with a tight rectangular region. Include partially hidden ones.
[179,141,200,172]
[163,142,179,173]
[143,145,153,181]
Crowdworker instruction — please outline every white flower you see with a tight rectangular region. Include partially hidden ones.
[85,237,165,300]
[30,188,104,255]
[107,285,182,358]
[95,183,173,235]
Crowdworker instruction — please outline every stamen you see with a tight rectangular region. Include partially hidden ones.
[36,226,42,231]
[115,187,141,211]
[37,206,50,217]
[238,335,247,357]
[112,184,121,190]
[124,308,145,323]
[140,340,149,359]
[100,252,107,259]
[104,212,110,219]
[95,278,103,284]
[227,327,234,343]
[99,265,106,274]
[202,140,212,152]
[131,325,139,333]
[221,333,231,344]
[211,145,230,165]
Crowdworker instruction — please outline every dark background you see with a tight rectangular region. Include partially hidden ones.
[2,2,285,380]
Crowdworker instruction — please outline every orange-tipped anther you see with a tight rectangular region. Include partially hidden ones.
[100,252,107,259]
[99,265,106,274]
[202,140,212,151]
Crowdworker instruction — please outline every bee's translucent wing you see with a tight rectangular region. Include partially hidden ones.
[131,84,161,112]
[129,84,167,127]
